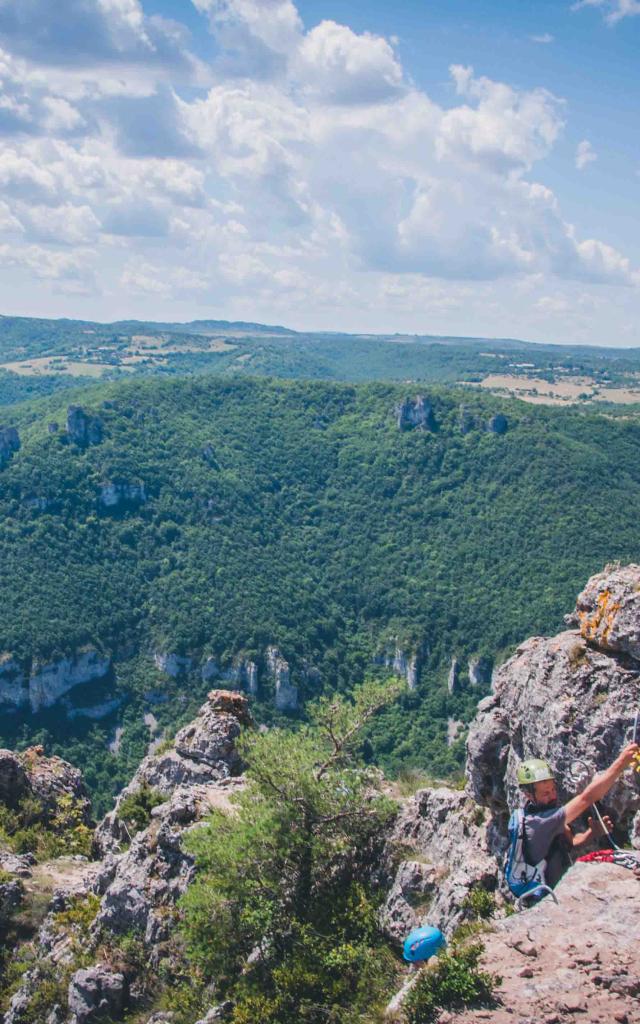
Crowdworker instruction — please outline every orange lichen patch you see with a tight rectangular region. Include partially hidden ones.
[578,590,621,646]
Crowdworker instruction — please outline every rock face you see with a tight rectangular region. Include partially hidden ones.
[571,562,640,662]
[468,655,492,688]
[202,656,259,695]
[0,648,111,712]
[486,412,508,434]
[29,649,112,712]
[153,652,193,677]
[466,626,640,836]
[99,480,146,509]
[66,405,103,446]
[94,689,250,855]
[448,862,640,1024]
[447,656,460,694]
[380,788,500,941]
[0,424,20,468]
[396,395,436,432]
[0,745,92,827]
[374,644,421,691]
[68,966,125,1024]
[266,646,298,711]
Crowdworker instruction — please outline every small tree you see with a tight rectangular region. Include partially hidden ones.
[180,678,403,1024]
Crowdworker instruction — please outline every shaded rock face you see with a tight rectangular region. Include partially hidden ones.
[202,656,259,695]
[486,412,508,434]
[68,965,125,1024]
[396,395,436,432]
[380,788,499,941]
[468,655,492,688]
[447,656,460,694]
[0,425,20,468]
[99,480,146,509]
[0,746,92,828]
[266,646,298,711]
[0,648,111,712]
[66,406,103,446]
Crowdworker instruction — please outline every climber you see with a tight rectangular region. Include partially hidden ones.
[509,742,639,894]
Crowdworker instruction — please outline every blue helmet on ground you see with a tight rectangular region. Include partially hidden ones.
[403,925,446,962]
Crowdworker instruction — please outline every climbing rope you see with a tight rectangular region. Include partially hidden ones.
[577,848,640,872]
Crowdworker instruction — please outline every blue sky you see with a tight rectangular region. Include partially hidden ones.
[0,0,638,344]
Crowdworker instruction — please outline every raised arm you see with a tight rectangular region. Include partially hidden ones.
[562,742,639,826]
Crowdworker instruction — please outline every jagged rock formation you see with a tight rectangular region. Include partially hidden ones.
[380,788,500,940]
[0,648,111,712]
[4,692,250,1024]
[395,395,436,432]
[66,406,103,447]
[0,426,19,469]
[0,745,91,829]
[99,480,146,509]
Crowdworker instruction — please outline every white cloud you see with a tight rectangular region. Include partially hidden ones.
[573,0,640,24]
[575,139,597,170]
[0,0,635,338]
[296,21,404,104]
[530,33,554,43]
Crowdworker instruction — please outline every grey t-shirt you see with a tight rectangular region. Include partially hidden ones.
[524,805,568,888]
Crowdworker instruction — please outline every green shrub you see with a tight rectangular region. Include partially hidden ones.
[403,943,500,1024]
[118,785,167,835]
[461,886,496,921]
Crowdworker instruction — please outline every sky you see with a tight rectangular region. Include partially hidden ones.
[0,0,638,345]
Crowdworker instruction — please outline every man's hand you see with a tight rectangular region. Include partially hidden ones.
[587,814,613,838]
[615,742,640,771]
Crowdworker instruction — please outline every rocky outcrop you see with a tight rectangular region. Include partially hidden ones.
[447,656,460,694]
[0,648,112,712]
[0,425,20,468]
[94,689,250,855]
[68,966,125,1024]
[66,406,103,446]
[0,745,92,828]
[486,412,508,434]
[396,396,436,432]
[266,646,298,711]
[374,644,421,691]
[571,562,640,662]
[447,862,640,1024]
[153,652,193,678]
[99,480,146,509]
[466,627,640,835]
[380,788,500,941]
[29,649,112,712]
[201,656,259,695]
[468,655,492,688]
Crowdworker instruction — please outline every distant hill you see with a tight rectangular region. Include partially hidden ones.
[1,374,640,810]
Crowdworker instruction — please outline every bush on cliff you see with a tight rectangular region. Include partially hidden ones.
[179,679,402,1024]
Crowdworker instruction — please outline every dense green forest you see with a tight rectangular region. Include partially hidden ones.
[1,374,640,812]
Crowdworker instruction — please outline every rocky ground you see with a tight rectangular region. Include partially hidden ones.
[441,862,640,1024]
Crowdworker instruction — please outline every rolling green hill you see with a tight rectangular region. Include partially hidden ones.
[1,375,640,812]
